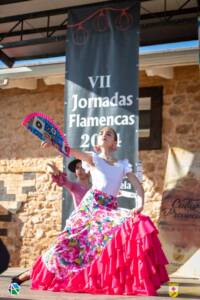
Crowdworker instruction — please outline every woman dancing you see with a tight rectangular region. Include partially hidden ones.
[16,127,169,295]
[49,158,90,208]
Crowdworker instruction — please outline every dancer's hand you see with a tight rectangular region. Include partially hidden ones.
[41,135,54,148]
[41,139,53,149]
[41,141,49,148]
[47,162,60,176]
[131,206,143,217]
[131,208,138,217]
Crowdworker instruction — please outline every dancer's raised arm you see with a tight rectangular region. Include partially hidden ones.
[41,141,93,166]
[70,148,93,166]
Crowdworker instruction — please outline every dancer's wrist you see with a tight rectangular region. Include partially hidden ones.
[136,206,143,213]
[131,206,143,216]
[65,145,71,157]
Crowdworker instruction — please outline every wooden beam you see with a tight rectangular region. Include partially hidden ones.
[0,50,14,67]
[0,34,66,49]
[0,24,67,39]
[0,0,30,4]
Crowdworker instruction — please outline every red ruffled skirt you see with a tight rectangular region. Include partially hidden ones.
[31,213,169,295]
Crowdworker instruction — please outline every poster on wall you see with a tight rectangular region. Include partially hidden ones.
[63,0,140,224]
[158,147,200,277]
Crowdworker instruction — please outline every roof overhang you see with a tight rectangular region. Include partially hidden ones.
[0,0,199,67]
[0,44,198,86]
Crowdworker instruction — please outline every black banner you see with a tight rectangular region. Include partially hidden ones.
[63,0,140,226]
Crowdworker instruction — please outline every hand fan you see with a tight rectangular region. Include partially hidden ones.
[21,112,70,157]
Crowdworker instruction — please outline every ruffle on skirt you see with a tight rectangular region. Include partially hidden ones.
[31,214,169,295]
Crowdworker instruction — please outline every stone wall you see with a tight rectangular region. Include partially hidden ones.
[0,65,199,267]
[139,66,200,274]
[139,65,200,222]
[0,81,65,266]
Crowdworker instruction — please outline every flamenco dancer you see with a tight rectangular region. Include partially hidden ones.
[48,158,90,208]
[14,127,169,295]
[11,159,90,285]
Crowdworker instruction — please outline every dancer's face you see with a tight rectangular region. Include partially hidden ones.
[97,127,117,151]
[75,162,89,180]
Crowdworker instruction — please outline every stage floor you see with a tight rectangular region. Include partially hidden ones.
[1,268,200,300]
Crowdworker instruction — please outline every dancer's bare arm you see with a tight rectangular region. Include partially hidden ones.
[127,172,144,213]
[41,142,93,166]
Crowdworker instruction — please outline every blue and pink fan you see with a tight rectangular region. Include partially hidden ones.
[21,112,70,157]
